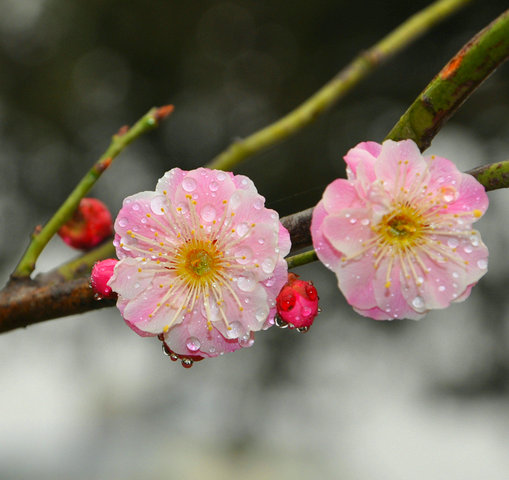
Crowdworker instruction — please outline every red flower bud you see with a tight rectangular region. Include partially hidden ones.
[90,258,118,299]
[276,273,320,330]
[58,198,113,250]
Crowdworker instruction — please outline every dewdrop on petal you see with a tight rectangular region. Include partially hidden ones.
[276,273,320,331]
[90,259,118,299]
[311,139,489,320]
[108,167,291,364]
[58,198,113,250]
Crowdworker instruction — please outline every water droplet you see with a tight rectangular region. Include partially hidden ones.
[132,203,140,211]
[361,219,370,226]
[441,186,458,203]
[261,257,276,274]
[239,334,255,347]
[345,213,351,218]
[181,358,194,368]
[412,296,425,310]
[141,217,147,224]
[463,245,473,254]
[200,204,216,222]
[253,198,264,210]
[237,274,256,292]
[438,285,446,292]
[452,272,459,279]
[176,202,189,215]
[471,235,480,247]
[255,307,269,322]
[230,192,242,209]
[234,246,253,264]
[186,337,201,352]
[416,276,424,285]
[275,316,288,328]
[182,177,197,192]
[477,259,487,269]
[209,346,216,354]
[349,218,357,224]
[134,282,140,289]
[236,222,250,237]
[228,321,244,338]
[201,301,220,322]
[258,238,265,245]
[302,306,312,317]
[264,277,275,287]
[447,238,459,249]
[209,181,219,192]
[216,172,226,182]
[118,217,129,227]
[150,196,167,215]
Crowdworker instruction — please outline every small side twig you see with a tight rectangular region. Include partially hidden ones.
[11,105,174,280]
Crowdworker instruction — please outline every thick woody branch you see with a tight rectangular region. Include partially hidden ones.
[0,277,115,333]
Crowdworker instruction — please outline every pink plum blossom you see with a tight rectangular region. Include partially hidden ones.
[108,167,291,363]
[311,139,489,320]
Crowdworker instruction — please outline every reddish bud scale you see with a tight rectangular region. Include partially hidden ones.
[276,273,319,328]
[58,198,113,250]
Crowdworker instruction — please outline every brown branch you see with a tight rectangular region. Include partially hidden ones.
[0,276,115,333]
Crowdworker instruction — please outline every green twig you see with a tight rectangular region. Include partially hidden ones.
[386,9,509,149]
[40,240,116,283]
[468,160,509,191]
[11,105,174,279]
[286,250,318,270]
[208,0,472,171]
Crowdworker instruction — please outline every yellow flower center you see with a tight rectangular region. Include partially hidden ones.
[377,204,425,248]
[175,239,223,285]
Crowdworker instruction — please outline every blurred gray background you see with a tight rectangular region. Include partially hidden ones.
[1,1,509,479]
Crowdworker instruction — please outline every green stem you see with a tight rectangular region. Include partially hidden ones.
[12,106,174,279]
[468,160,509,191]
[386,9,509,149]
[208,0,472,171]
[52,240,115,281]
[286,249,318,269]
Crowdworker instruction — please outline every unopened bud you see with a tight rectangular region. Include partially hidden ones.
[276,273,319,329]
[90,258,118,299]
[58,198,113,250]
